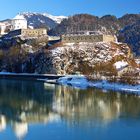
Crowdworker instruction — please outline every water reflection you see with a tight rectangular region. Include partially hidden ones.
[0,79,139,139]
[0,115,6,132]
[13,122,28,139]
[53,86,122,126]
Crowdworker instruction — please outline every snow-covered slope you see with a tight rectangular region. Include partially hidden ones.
[18,12,67,29]
[38,42,132,75]
[43,13,67,24]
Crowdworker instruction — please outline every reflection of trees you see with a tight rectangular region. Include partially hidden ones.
[0,79,140,138]
[0,79,54,122]
[53,86,140,126]
[53,86,121,125]
[0,80,60,139]
[0,80,140,125]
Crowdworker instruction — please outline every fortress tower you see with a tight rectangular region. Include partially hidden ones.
[12,14,27,30]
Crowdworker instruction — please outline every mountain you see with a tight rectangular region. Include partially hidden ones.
[42,13,67,24]
[0,12,67,29]
[19,12,67,29]
[50,14,140,35]
[1,12,140,56]
[119,14,140,27]
[49,13,140,56]
[118,20,140,56]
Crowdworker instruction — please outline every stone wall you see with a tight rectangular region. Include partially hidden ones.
[103,35,116,42]
[21,28,47,37]
[6,28,47,38]
[61,34,116,43]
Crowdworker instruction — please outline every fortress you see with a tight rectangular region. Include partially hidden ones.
[7,28,47,38]
[0,14,48,38]
[0,14,116,44]
[61,31,116,43]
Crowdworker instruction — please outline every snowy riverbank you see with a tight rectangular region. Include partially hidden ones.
[57,75,140,95]
[0,72,139,95]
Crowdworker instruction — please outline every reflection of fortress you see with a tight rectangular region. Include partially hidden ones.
[53,86,121,124]
[0,116,28,139]
[0,115,6,132]
[0,81,140,138]
[0,112,60,140]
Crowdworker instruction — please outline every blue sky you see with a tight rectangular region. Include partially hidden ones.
[0,0,140,20]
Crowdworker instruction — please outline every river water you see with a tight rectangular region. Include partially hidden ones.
[0,79,140,140]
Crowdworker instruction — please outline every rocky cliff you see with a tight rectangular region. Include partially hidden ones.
[0,39,134,75]
[38,42,132,75]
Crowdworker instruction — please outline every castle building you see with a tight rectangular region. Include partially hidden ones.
[12,14,27,30]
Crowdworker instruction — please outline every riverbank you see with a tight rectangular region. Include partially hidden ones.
[57,75,140,95]
[0,73,139,95]
[0,72,64,80]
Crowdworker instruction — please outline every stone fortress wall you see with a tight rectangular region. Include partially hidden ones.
[61,32,116,43]
[21,28,47,37]
[103,35,116,43]
[6,28,47,38]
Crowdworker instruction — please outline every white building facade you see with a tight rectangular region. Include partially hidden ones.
[0,23,7,35]
[12,14,27,30]
[0,21,12,35]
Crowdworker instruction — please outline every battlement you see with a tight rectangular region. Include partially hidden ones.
[6,28,47,38]
[61,34,116,43]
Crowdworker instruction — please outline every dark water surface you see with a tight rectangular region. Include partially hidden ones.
[0,79,140,140]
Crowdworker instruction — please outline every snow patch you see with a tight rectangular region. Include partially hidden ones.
[114,61,128,70]
[57,76,140,94]
[43,13,67,24]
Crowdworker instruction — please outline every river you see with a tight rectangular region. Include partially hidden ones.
[0,79,139,140]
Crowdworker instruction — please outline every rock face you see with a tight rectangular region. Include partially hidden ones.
[32,42,132,75]
[0,38,133,75]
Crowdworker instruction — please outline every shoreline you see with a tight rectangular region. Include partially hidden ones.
[57,75,140,95]
[0,72,139,95]
[89,80,140,95]
[0,72,64,80]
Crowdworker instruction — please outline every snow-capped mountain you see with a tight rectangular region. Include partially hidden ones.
[43,13,67,24]
[0,12,67,30]
[18,12,67,29]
